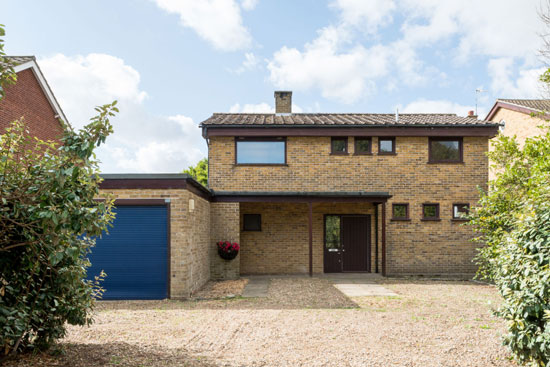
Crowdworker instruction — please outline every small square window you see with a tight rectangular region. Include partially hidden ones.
[392,203,409,220]
[243,214,261,231]
[422,203,440,220]
[453,203,470,220]
[378,137,395,155]
[331,137,348,155]
[354,137,372,155]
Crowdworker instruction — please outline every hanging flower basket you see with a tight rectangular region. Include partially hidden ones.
[217,241,240,260]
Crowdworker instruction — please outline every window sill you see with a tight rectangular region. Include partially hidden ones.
[377,152,397,156]
[242,229,261,232]
[353,152,373,156]
[330,152,349,156]
[234,163,288,167]
[427,161,464,164]
[451,218,469,222]
[391,218,411,222]
[421,218,441,222]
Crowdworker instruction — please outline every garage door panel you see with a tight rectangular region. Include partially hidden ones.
[87,205,168,300]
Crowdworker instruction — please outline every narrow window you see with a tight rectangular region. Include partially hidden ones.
[453,203,470,220]
[331,137,348,155]
[392,203,409,220]
[235,138,286,164]
[422,203,440,220]
[243,214,261,231]
[354,137,372,155]
[325,215,341,251]
[429,138,463,163]
[378,137,395,155]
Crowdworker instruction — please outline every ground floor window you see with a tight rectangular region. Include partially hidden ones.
[452,203,469,220]
[243,214,261,231]
[392,203,409,220]
[422,203,440,220]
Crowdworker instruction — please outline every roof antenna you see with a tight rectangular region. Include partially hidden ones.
[395,107,399,122]
[475,88,486,116]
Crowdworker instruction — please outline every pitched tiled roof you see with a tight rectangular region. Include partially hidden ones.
[5,55,35,66]
[200,113,497,127]
[497,99,550,112]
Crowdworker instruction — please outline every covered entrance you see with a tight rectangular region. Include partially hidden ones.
[324,215,371,273]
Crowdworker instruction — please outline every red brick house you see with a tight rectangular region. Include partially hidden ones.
[0,56,67,141]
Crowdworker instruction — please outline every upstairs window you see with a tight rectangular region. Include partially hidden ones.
[331,137,348,155]
[354,137,372,155]
[378,137,395,155]
[429,138,463,163]
[235,138,286,165]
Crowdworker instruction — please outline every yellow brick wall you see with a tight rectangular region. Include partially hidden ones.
[210,135,487,275]
[99,188,210,298]
[488,108,549,180]
[210,202,240,279]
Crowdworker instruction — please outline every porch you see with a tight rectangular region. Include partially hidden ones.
[210,191,391,279]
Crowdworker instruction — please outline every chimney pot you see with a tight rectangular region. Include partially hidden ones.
[274,91,292,114]
[467,110,477,118]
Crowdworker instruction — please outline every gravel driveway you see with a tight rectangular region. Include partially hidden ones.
[7,278,514,367]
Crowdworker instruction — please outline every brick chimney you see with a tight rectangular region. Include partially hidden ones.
[467,110,477,119]
[274,91,292,114]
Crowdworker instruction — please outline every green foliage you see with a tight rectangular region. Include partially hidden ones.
[468,120,550,365]
[183,157,208,186]
[0,102,118,359]
[0,24,17,100]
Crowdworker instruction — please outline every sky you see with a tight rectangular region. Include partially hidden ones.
[3,0,548,173]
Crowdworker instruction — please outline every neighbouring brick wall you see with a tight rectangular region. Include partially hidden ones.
[210,135,488,275]
[0,69,64,141]
[488,108,549,180]
[99,188,210,298]
[210,202,240,279]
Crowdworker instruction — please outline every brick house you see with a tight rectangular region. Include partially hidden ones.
[485,99,550,179]
[0,56,67,141]
[96,92,499,299]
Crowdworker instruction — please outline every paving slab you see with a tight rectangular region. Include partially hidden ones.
[241,277,270,298]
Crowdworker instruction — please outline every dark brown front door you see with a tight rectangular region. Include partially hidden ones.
[342,216,370,272]
[324,215,371,273]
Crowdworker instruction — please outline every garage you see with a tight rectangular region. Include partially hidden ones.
[87,202,169,300]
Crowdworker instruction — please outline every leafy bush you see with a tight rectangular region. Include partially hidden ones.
[0,104,117,360]
[469,122,550,365]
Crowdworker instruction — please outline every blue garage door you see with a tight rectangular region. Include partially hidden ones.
[87,205,168,300]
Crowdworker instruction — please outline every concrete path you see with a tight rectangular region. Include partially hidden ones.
[241,277,270,298]
[322,274,398,297]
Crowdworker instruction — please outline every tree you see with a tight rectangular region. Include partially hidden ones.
[0,24,118,360]
[183,158,208,186]
[469,123,550,365]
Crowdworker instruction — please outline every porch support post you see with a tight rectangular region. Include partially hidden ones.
[374,203,379,274]
[308,201,313,277]
[381,201,387,276]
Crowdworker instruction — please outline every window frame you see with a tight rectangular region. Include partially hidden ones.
[452,203,470,221]
[428,137,463,164]
[422,203,440,221]
[391,203,410,221]
[330,137,348,155]
[354,137,372,155]
[243,213,262,231]
[378,137,396,155]
[234,137,287,166]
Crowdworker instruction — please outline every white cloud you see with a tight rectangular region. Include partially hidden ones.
[401,99,477,117]
[152,0,252,51]
[330,0,396,33]
[229,102,303,113]
[240,0,258,11]
[39,53,206,173]
[231,52,260,74]
[267,26,390,103]
[488,58,546,98]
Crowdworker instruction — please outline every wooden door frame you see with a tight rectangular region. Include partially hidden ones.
[323,214,371,273]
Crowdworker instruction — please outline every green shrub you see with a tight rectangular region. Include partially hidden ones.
[469,121,550,365]
[0,104,117,360]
